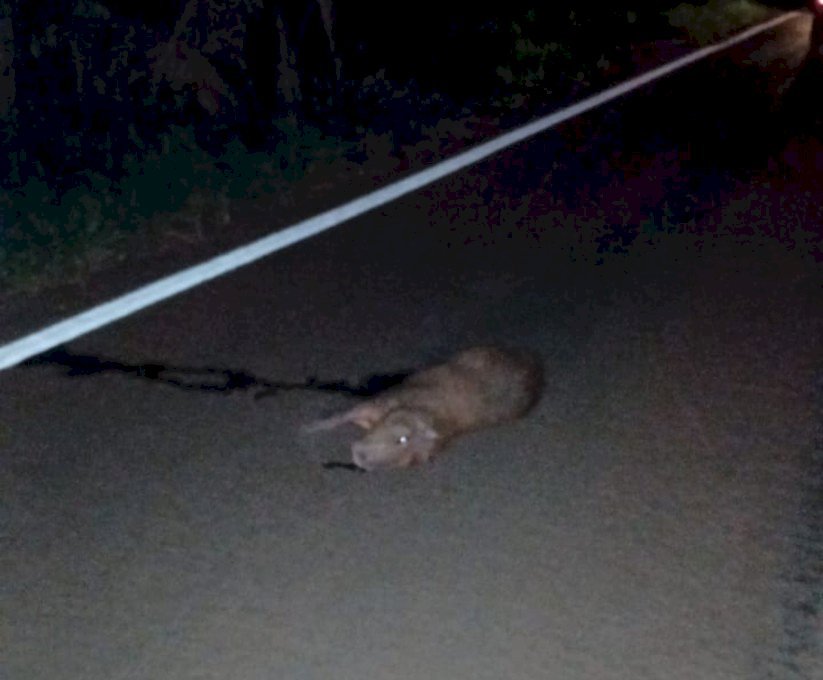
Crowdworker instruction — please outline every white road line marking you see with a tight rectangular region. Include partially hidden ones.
[0,11,800,371]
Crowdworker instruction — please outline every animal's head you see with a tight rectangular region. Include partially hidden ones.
[351,408,441,471]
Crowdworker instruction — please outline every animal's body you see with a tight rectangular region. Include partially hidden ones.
[305,346,543,471]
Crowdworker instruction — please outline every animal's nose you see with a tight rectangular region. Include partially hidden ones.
[351,447,369,470]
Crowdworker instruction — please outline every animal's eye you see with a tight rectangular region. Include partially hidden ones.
[397,435,409,446]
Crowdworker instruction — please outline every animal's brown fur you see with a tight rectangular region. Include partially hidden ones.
[305,346,543,470]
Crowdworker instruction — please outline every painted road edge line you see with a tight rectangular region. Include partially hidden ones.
[0,11,800,371]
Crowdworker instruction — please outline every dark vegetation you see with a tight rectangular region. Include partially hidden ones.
[0,1,794,290]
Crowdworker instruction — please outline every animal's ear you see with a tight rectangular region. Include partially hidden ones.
[412,411,440,440]
[348,403,384,429]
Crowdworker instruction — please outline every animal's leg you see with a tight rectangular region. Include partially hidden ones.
[303,402,385,432]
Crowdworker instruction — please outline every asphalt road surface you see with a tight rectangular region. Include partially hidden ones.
[2,13,822,680]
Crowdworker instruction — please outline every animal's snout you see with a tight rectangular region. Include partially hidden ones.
[352,441,401,471]
[351,444,371,471]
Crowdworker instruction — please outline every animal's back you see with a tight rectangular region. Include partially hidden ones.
[387,346,543,435]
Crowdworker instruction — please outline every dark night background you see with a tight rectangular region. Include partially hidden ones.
[2,1,680,186]
[0,1,813,288]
